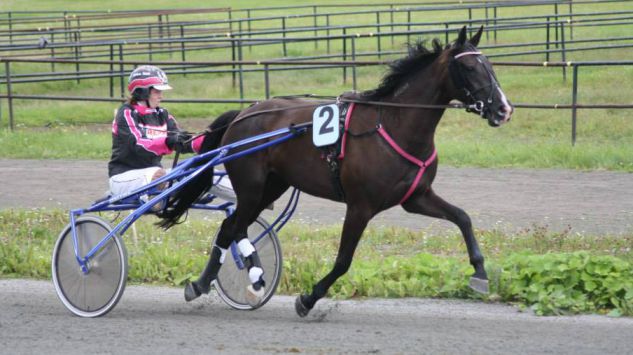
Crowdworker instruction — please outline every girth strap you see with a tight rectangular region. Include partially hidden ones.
[376,125,437,205]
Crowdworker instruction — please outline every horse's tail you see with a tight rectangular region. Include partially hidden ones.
[157,109,241,229]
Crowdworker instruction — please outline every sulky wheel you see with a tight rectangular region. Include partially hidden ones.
[214,216,282,310]
[52,215,128,317]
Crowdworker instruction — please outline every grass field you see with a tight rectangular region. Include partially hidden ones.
[2,209,632,315]
[1,1,632,170]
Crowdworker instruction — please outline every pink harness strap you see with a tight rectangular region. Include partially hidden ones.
[377,127,437,204]
[336,101,437,205]
[337,102,355,159]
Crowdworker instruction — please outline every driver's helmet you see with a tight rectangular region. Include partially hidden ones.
[127,65,172,101]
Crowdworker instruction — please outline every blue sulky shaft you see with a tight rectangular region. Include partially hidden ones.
[70,124,309,271]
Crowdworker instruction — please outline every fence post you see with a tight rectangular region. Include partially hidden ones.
[264,64,270,99]
[568,0,574,40]
[326,14,331,54]
[110,45,114,97]
[119,44,125,98]
[560,22,567,81]
[231,37,236,88]
[180,25,186,76]
[468,8,472,36]
[352,37,357,91]
[238,40,244,103]
[74,32,80,84]
[48,32,56,72]
[313,6,318,50]
[282,17,287,57]
[444,23,449,45]
[166,14,173,57]
[484,5,489,42]
[407,10,411,44]
[8,12,12,45]
[158,14,164,50]
[571,64,578,146]
[5,61,14,131]
[148,27,153,62]
[228,8,233,37]
[247,10,252,53]
[546,17,550,62]
[493,6,498,42]
[390,5,395,46]
[376,11,381,59]
[342,28,347,84]
[63,12,69,42]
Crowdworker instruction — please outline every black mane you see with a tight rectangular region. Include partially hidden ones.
[362,39,444,101]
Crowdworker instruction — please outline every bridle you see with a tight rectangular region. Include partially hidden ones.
[449,50,500,118]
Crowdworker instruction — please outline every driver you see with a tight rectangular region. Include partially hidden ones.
[108,65,203,199]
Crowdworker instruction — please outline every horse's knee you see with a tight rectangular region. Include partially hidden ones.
[214,218,236,249]
[332,258,353,277]
[453,208,472,230]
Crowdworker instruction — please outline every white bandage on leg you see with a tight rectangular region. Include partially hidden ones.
[214,245,227,264]
[249,267,263,284]
[237,238,255,257]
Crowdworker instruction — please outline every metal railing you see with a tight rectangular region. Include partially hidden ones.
[2,56,632,145]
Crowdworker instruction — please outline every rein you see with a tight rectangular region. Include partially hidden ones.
[190,49,494,154]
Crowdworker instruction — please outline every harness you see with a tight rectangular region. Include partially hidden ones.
[198,50,496,205]
[332,101,437,205]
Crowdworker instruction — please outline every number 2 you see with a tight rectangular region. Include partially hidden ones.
[318,106,335,134]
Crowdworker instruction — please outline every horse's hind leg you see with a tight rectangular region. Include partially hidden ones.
[402,188,489,294]
[184,175,289,303]
[295,206,372,317]
[184,215,236,302]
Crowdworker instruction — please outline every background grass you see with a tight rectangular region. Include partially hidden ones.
[1,1,632,170]
[2,209,632,315]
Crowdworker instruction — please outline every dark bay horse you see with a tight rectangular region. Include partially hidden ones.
[160,26,513,316]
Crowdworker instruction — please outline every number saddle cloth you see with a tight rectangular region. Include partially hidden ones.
[316,91,367,202]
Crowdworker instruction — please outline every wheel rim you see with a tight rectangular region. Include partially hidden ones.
[216,218,281,310]
[53,217,127,317]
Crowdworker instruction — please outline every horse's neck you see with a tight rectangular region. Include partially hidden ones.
[380,65,449,155]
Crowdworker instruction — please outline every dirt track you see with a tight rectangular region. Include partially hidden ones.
[2,279,633,355]
[2,161,633,353]
[1,159,632,235]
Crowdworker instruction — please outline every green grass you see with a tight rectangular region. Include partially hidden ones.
[1,1,632,169]
[2,209,632,315]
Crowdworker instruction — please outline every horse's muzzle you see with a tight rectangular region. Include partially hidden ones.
[488,103,513,127]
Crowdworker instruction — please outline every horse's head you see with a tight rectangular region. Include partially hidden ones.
[447,26,513,127]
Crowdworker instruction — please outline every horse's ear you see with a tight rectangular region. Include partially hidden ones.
[456,26,467,46]
[469,26,484,47]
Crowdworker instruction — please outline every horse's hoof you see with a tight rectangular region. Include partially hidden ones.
[184,282,202,302]
[295,295,310,317]
[246,284,265,308]
[469,277,489,294]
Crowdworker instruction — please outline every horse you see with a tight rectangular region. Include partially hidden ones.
[159,25,513,317]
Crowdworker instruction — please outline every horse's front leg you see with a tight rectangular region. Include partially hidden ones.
[402,188,489,294]
[295,207,371,317]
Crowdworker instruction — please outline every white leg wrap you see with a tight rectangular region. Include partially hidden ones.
[249,267,263,284]
[237,238,255,257]
[214,245,227,264]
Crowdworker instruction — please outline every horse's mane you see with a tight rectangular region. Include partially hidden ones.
[362,38,444,101]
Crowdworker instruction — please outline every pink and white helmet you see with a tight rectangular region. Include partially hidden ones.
[128,65,172,100]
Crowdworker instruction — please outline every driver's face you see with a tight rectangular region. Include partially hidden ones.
[148,88,163,108]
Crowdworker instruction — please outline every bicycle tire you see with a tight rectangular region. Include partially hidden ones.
[214,216,282,310]
[52,215,128,318]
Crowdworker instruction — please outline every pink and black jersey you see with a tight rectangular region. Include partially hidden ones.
[108,103,182,177]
